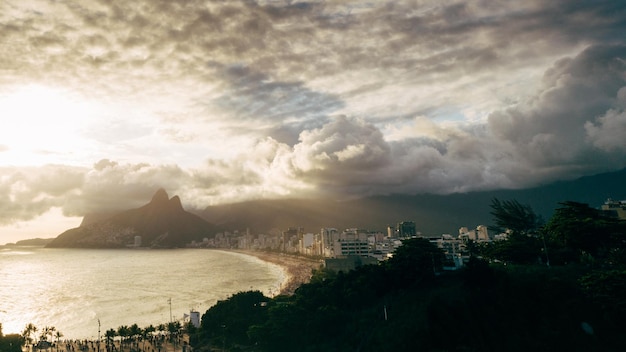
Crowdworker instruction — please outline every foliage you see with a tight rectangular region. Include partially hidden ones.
[543,201,626,265]
[489,198,541,236]
[384,237,444,287]
[482,232,543,264]
[482,198,545,264]
[199,290,270,348]
[0,333,24,352]
[579,270,626,323]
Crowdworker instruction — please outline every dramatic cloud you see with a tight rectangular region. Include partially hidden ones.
[488,44,626,181]
[0,165,84,225]
[1,0,626,242]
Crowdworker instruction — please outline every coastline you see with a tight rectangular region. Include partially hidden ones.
[230,250,323,296]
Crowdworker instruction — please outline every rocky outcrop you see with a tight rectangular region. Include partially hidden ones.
[47,189,219,248]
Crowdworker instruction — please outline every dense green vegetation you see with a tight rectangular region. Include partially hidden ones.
[194,199,626,351]
[481,199,626,266]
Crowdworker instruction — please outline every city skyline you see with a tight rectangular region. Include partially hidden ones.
[2,0,626,244]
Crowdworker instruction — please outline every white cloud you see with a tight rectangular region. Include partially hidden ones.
[586,108,626,152]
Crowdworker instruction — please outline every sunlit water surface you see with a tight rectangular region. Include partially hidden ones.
[0,247,284,339]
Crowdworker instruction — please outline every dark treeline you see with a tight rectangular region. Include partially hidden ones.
[192,199,626,351]
[0,323,23,352]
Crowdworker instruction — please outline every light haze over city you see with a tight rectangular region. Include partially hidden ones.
[1,0,626,244]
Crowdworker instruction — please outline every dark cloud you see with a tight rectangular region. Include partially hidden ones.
[249,44,626,197]
[488,44,626,177]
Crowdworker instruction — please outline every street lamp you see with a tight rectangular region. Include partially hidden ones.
[97,319,101,352]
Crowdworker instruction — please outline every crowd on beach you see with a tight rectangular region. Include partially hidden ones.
[237,250,323,296]
[28,334,188,352]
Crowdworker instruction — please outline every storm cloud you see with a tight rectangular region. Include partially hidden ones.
[1,0,626,238]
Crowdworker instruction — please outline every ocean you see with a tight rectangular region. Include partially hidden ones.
[0,246,285,339]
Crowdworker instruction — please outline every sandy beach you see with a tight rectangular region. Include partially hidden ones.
[234,250,324,296]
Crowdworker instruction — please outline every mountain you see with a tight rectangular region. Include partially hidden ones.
[197,168,626,235]
[47,189,220,248]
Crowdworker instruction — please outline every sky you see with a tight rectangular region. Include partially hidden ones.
[1,0,626,244]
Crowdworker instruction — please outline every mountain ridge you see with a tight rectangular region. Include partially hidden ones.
[197,168,626,235]
[47,189,219,248]
[47,168,626,247]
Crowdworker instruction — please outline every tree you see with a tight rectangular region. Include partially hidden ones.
[486,198,544,264]
[543,201,626,264]
[200,290,270,348]
[54,331,63,352]
[485,233,543,264]
[104,328,117,351]
[385,237,444,287]
[36,326,55,352]
[489,198,541,236]
[167,321,181,345]
[142,325,155,351]
[0,331,24,352]
[117,325,130,350]
[185,321,199,347]
[129,323,142,350]
[22,323,37,349]
[579,269,626,343]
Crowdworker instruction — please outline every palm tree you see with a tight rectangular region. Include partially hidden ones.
[104,329,117,351]
[129,324,141,350]
[38,327,47,348]
[142,325,155,351]
[37,326,55,352]
[117,325,130,351]
[167,321,182,348]
[46,327,55,348]
[22,323,37,351]
[54,331,63,352]
[157,323,166,351]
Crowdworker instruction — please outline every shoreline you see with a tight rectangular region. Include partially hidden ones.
[229,250,323,296]
[0,247,323,341]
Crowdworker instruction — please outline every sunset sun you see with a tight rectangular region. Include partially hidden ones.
[0,85,98,166]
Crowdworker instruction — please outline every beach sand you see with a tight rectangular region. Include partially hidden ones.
[234,250,324,296]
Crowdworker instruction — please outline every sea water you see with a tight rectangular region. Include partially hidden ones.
[0,247,284,339]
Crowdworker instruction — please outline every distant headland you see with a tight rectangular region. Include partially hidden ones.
[2,238,54,247]
[46,189,219,249]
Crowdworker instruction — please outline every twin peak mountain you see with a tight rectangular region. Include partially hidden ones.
[47,189,219,248]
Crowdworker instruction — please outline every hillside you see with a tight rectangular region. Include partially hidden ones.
[47,189,220,248]
[197,168,626,235]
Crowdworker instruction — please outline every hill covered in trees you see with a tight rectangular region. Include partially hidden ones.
[198,168,626,235]
[191,199,626,351]
[193,244,626,351]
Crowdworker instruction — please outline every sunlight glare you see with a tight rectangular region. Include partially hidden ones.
[0,85,99,166]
